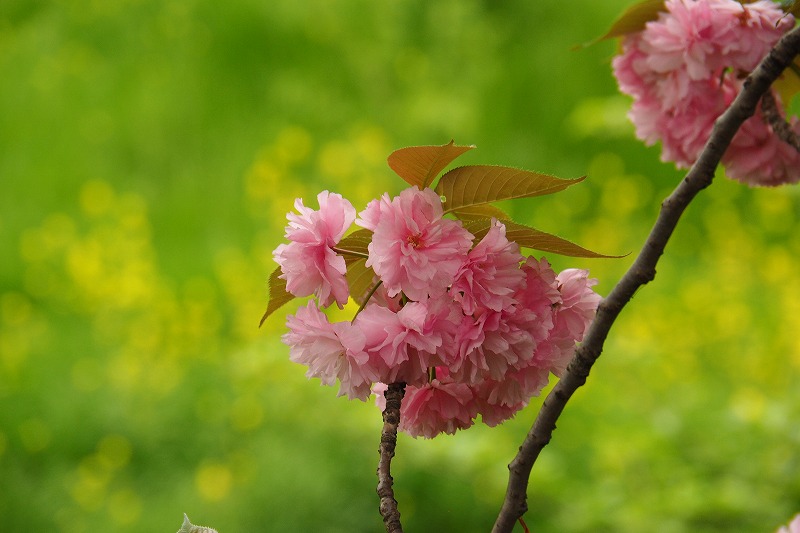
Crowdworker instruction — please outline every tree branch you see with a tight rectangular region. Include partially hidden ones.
[377,382,406,533]
[760,89,800,152]
[492,23,800,533]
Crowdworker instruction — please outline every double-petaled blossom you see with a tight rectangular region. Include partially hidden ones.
[470,363,551,427]
[356,297,461,386]
[275,187,602,437]
[283,302,374,400]
[373,368,479,438]
[451,219,525,315]
[274,191,356,307]
[398,377,478,438]
[534,268,602,376]
[452,307,537,385]
[612,0,799,186]
[723,99,800,186]
[357,187,474,301]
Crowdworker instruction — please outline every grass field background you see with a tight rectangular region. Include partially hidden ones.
[1,1,799,531]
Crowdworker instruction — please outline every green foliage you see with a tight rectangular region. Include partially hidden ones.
[597,0,666,41]
[265,141,601,318]
[178,514,219,533]
[436,165,584,213]
[259,268,292,326]
[465,219,619,259]
[0,0,798,532]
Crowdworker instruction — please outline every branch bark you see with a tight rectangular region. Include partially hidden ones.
[492,24,800,533]
[761,89,800,152]
[377,382,406,533]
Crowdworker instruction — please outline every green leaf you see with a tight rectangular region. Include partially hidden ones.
[337,228,372,257]
[598,0,665,41]
[178,513,218,533]
[345,256,379,305]
[259,267,294,326]
[465,218,622,259]
[434,165,584,215]
[340,229,377,305]
[387,140,475,189]
[452,203,511,222]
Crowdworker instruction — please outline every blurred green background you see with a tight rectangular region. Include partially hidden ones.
[1,0,799,531]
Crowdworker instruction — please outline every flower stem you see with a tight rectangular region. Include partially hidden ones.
[352,280,383,323]
[377,382,406,533]
[331,246,369,259]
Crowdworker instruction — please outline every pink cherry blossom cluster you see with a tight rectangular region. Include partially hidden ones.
[612,0,800,186]
[275,187,601,438]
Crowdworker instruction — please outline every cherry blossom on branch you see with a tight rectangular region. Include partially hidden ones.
[273,178,604,437]
[612,0,800,186]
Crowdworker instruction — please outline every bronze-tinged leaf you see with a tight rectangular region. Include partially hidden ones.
[465,218,622,259]
[435,165,585,215]
[340,229,378,305]
[452,203,511,222]
[345,256,379,306]
[259,267,295,326]
[598,0,665,41]
[387,140,476,189]
[337,228,373,257]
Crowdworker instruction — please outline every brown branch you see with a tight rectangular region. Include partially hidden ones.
[377,382,406,533]
[492,23,800,533]
[760,89,800,152]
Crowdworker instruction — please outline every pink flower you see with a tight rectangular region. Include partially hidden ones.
[449,256,573,385]
[357,187,474,301]
[283,302,375,400]
[556,269,602,338]
[356,298,461,386]
[777,514,800,533]
[471,364,550,427]
[641,0,734,80]
[651,78,731,167]
[399,379,478,438]
[611,0,798,185]
[372,382,389,412]
[451,219,525,315]
[534,269,601,376]
[274,191,356,307]
[515,256,561,343]
[722,94,800,186]
[452,307,536,384]
[721,1,795,72]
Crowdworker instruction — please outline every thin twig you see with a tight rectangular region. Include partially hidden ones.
[377,382,406,533]
[492,24,800,533]
[331,246,370,258]
[760,89,800,152]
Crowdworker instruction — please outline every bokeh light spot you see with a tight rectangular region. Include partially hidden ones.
[195,462,233,502]
[275,126,312,164]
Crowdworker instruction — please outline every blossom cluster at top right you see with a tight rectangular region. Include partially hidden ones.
[612,0,800,186]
